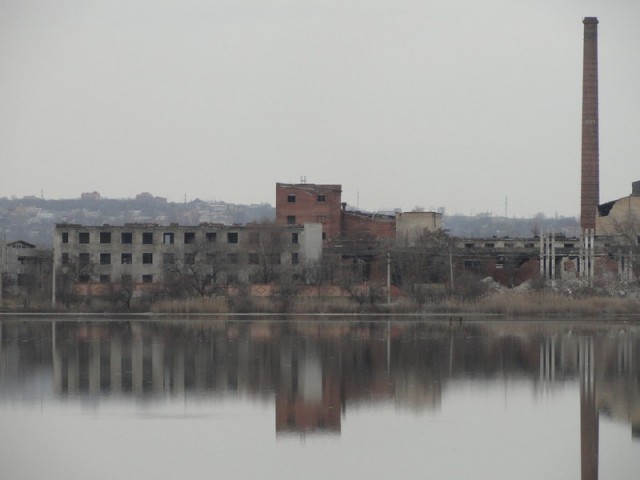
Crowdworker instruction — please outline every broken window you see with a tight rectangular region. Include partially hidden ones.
[61,253,69,265]
[163,233,175,244]
[206,232,216,243]
[184,232,196,244]
[78,274,91,283]
[484,243,495,248]
[322,232,327,240]
[249,253,259,265]
[99,274,110,284]
[100,253,111,265]
[464,243,474,249]
[142,274,153,283]
[142,253,153,264]
[287,194,296,203]
[79,232,90,244]
[61,232,69,244]
[291,232,299,244]
[142,232,153,244]
[121,232,133,244]
[100,232,111,244]
[79,253,91,265]
[227,232,238,244]
[291,252,299,265]
[121,253,132,264]
[287,215,296,225]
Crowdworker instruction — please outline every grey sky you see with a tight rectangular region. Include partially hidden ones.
[1,0,638,217]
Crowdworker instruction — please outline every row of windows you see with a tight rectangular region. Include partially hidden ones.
[63,252,299,266]
[61,231,301,245]
[287,194,326,203]
[78,274,153,284]
[61,231,234,245]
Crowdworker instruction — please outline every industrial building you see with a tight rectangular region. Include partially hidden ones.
[52,222,322,303]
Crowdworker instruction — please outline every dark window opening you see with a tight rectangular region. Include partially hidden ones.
[121,253,132,264]
[78,274,91,283]
[121,232,133,244]
[61,253,69,264]
[184,232,196,244]
[61,232,69,244]
[292,252,299,265]
[184,253,196,265]
[142,232,153,244]
[249,232,260,244]
[79,232,90,244]
[121,274,132,284]
[287,216,296,225]
[100,232,111,244]
[322,232,327,240]
[99,275,110,284]
[142,253,153,264]
[100,253,111,265]
[79,253,90,265]
[163,253,175,264]
[228,253,238,264]
[287,194,296,203]
[249,253,259,265]
[292,232,299,244]
[317,195,326,202]
[206,232,216,243]
[142,274,153,284]
[227,232,238,244]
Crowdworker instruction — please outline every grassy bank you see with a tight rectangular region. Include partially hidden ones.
[3,291,639,316]
[147,291,640,316]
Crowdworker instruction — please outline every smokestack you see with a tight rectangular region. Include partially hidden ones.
[580,17,599,231]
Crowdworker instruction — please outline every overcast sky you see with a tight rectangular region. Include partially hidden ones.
[1,0,639,217]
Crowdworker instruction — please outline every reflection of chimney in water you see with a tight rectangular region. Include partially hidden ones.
[580,337,598,480]
[580,17,599,232]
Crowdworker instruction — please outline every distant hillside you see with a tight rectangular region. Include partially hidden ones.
[443,213,579,238]
[0,194,579,248]
[0,194,275,246]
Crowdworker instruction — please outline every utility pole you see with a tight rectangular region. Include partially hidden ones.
[386,251,391,304]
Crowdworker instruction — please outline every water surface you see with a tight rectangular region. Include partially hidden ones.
[0,316,638,479]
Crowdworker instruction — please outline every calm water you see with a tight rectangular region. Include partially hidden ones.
[0,316,638,480]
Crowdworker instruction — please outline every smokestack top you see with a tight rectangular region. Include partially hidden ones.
[583,17,599,25]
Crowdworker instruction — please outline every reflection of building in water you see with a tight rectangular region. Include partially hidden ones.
[580,337,598,480]
[1,319,639,454]
[276,346,341,434]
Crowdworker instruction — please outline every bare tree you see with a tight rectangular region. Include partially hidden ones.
[55,254,96,307]
[163,239,225,297]
[247,223,285,284]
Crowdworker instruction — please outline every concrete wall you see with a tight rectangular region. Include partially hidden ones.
[597,194,640,236]
[395,211,443,246]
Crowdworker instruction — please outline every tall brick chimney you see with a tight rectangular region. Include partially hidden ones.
[580,17,599,231]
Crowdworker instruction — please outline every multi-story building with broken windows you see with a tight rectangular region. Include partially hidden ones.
[52,222,322,303]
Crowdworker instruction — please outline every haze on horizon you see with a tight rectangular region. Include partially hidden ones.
[1,0,639,218]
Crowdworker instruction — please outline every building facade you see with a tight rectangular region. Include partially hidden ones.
[52,222,322,302]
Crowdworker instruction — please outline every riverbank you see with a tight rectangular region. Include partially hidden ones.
[4,290,638,317]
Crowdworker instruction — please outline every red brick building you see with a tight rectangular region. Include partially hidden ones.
[275,183,343,240]
[275,182,396,242]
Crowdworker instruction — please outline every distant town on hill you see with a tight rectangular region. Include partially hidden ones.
[0,192,579,247]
